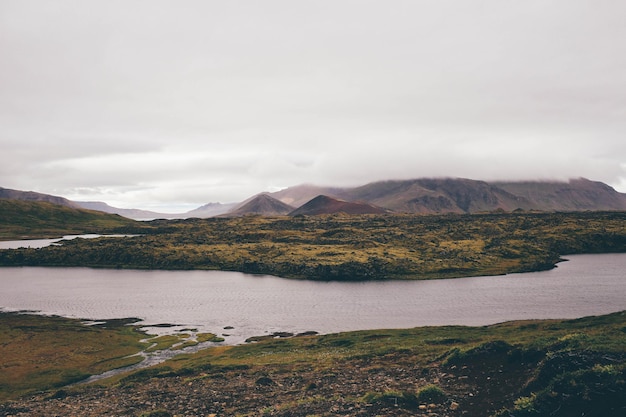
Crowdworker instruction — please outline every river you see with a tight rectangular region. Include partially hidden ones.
[1,253,625,344]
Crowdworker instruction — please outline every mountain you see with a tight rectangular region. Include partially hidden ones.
[272,178,626,214]
[74,201,176,220]
[4,177,626,220]
[223,194,295,217]
[0,187,80,208]
[338,178,531,213]
[0,187,236,220]
[75,201,237,220]
[288,195,388,216]
[493,178,626,211]
[269,184,345,208]
[185,202,237,218]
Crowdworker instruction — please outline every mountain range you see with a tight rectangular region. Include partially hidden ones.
[2,177,626,220]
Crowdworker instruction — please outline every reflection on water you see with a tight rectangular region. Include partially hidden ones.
[0,253,625,344]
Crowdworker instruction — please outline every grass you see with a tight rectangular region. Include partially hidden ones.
[0,312,149,401]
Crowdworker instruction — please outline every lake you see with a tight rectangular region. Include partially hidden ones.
[0,254,625,344]
[0,234,134,249]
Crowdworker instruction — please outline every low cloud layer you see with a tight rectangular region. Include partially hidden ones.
[2,1,625,211]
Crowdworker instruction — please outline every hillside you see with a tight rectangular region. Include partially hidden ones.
[271,178,626,214]
[340,178,531,213]
[224,193,295,217]
[270,184,344,207]
[0,187,79,208]
[0,199,140,240]
[289,195,388,216]
[493,178,626,211]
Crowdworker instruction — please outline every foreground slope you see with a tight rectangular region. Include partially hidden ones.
[2,311,625,416]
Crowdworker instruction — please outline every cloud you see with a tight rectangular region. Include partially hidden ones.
[1,0,626,210]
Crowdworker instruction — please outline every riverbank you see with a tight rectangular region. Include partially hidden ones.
[2,311,625,416]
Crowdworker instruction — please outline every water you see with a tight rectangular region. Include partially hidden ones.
[1,254,625,344]
[0,234,134,249]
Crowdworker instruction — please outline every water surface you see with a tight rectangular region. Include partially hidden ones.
[1,254,625,344]
[0,234,133,249]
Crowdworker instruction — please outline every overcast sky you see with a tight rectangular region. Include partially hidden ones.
[1,1,625,212]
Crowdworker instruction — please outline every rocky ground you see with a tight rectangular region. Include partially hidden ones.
[0,347,534,417]
[3,313,626,417]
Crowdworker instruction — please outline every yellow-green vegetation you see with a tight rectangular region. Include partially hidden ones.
[0,312,148,401]
[144,335,187,352]
[2,211,626,280]
[197,332,225,343]
[0,199,140,240]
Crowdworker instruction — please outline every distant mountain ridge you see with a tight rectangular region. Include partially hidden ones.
[289,195,388,216]
[74,201,174,220]
[333,178,529,213]
[185,202,237,218]
[270,178,626,214]
[3,177,626,219]
[223,194,294,217]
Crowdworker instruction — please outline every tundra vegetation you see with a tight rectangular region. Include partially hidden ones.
[0,311,624,416]
[1,210,626,280]
[0,313,148,401]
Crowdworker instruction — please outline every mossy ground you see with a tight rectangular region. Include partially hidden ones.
[3,211,626,280]
[2,312,625,416]
[0,313,148,401]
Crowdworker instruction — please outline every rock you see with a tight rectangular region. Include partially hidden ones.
[255,376,274,386]
[450,401,460,410]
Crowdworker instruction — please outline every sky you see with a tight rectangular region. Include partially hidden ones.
[1,1,626,212]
